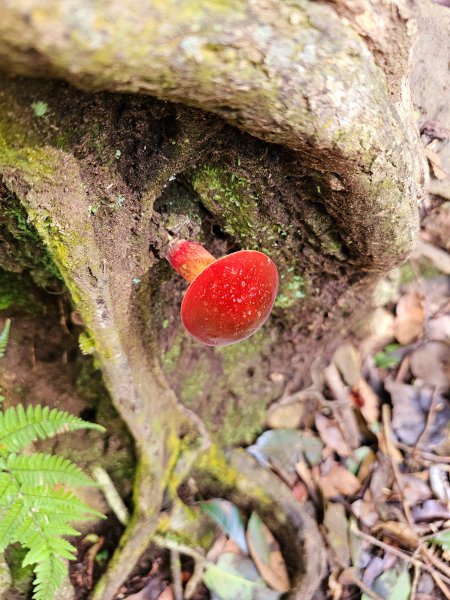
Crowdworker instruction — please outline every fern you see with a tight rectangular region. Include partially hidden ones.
[0,404,106,599]
[0,319,11,359]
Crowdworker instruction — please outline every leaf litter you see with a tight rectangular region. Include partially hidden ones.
[126,205,450,600]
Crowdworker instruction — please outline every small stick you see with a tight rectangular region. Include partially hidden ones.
[184,556,205,600]
[91,466,130,526]
[352,524,450,586]
[170,550,183,600]
[411,564,421,600]
[412,387,439,460]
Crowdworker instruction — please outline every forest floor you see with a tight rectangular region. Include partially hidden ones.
[0,197,449,600]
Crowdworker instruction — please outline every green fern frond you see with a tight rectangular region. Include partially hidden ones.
[21,484,104,520]
[6,453,96,487]
[0,500,28,551]
[0,404,105,453]
[32,554,67,600]
[0,319,11,359]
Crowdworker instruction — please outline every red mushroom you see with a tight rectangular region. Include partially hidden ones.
[167,240,279,346]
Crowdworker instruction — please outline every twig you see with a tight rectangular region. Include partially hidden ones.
[412,387,439,459]
[184,556,205,600]
[382,406,450,587]
[92,465,130,526]
[342,568,385,600]
[324,363,360,449]
[431,570,450,600]
[411,563,421,600]
[170,549,183,600]
[152,535,206,564]
[351,524,450,586]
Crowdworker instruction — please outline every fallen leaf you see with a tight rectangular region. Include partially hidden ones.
[362,565,411,600]
[266,402,304,430]
[412,499,450,522]
[333,343,362,387]
[203,552,281,600]
[246,512,290,593]
[157,587,175,600]
[324,503,350,566]
[247,429,323,472]
[426,315,450,342]
[385,379,428,445]
[374,343,403,369]
[351,497,379,528]
[386,378,450,447]
[410,341,450,390]
[393,291,424,344]
[200,499,248,554]
[362,552,397,587]
[372,520,418,548]
[429,464,450,501]
[425,146,448,179]
[432,530,450,552]
[398,474,433,506]
[319,462,361,498]
[350,379,379,425]
[315,414,351,458]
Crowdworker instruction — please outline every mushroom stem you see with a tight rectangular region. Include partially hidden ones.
[167,240,216,282]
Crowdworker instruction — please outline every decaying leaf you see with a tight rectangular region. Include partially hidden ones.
[412,499,450,522]
[318,462,361,498]
[351,497,379,528]
[333,343,362,387]
[200,499,248,554]
[393,291,425,344]
[246,512,290,593]
[364,565,411,600]
[426,314,450,343]
[398,474,433,506]
[350,378,380,425]
[410,341,450,390]
[372,520,418,548]
[203,552,281,600]
[266,402,304,430]
[157,587,175,600]
[324,503,350,566]
[315,414,351,457]
[247,429,323,472]
[429,464,450,502]
[432,529,450,552]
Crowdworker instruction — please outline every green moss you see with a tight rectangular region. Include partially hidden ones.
[191,166,260,246]
[275,273,306,309]
[5,545,34,596]
[79,331,96,355]
[0,269,42,313]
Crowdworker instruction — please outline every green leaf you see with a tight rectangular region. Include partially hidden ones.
[7,453,95,487]
[32,555,66,600]
[362,565,411,600]
[0,319,11,359]
[374,344,402,369]
[200,499,248,554]
[0,404,105,452]
[432,529,450,552]
[203,553,281,600]
[247,429,323,471]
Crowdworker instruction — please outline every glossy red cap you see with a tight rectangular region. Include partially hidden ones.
[180,250,278,346]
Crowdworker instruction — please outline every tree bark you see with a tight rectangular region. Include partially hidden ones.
[0,1,423,598]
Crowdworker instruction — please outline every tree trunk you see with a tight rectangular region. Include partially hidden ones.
[0,1,423,598]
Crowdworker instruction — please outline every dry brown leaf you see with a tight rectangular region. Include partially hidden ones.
[319,462,361,498]
[333,343,362,387]
[410,341,450,390]
[324,503,350,566]
[399,474,433,506]
[372,520,418,548]
[356,448,377,483]
[315,414,351,458]
[351,497,379,527]
[426,315,450,343]
[266,402,304,429]
[425,146,448,179]
[350,378,380,425]
[246,512,290,592]
[393,291,425,344]
[369,456,393,502]
[430,464,450,502]
[157,587,175,600]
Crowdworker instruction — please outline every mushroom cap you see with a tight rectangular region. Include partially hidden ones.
[181,250,278,346]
